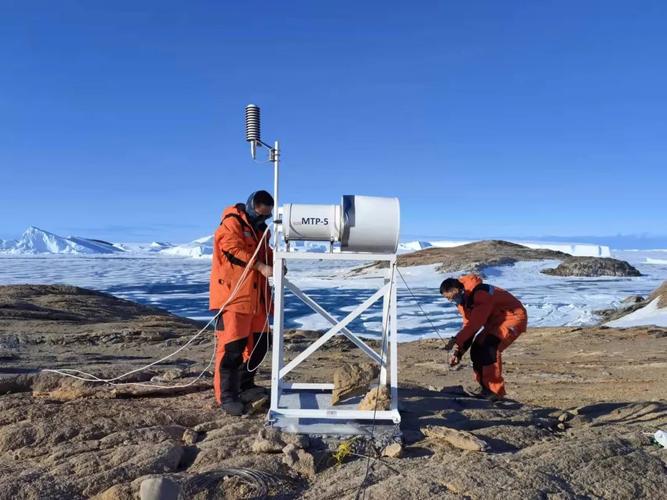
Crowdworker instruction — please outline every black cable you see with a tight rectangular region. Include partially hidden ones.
[355,268,395,500]
[355,266,449,498]
[396,266,446,341]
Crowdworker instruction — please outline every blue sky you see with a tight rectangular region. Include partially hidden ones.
[1,1,665,246]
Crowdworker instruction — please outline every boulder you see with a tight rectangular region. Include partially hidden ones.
[422,426,489,452]
[382,442,403,458]
[332,362,380,405]
[357,385,391,411]
[251,428,285,453]
[282,447,318,478]
[139,476,181,500]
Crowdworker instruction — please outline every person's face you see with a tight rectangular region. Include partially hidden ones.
[254,203,273,218]
[442,289,461,302]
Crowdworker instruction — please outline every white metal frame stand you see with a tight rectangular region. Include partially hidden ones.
[244,105,400,428]
[268,250,400,426]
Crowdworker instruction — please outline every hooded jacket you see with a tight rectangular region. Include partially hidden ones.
[454,274,526,349]
[209,204,273,314]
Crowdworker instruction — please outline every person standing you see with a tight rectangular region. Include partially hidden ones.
[209,190,274,415]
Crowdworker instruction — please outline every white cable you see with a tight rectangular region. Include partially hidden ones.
[245,234,274,373]
[42,230,270,387]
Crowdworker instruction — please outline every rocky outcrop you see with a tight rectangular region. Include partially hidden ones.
[358,240,569,275]
[354,240,640,278]
[542,257,642,277]
[596,280,667,323]
[648,280,667,308]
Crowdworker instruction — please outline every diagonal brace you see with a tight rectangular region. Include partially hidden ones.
[283,278,382,365]
[279,283,389,379]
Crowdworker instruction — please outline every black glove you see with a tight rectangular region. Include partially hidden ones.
[444,338,456,351]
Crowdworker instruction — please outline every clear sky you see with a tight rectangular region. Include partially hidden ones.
[1,1,665,245]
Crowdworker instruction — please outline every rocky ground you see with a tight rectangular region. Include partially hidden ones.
[1,285,666,499]
[353,240,642,277]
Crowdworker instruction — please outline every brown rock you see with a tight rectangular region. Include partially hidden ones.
[244,396,269,416]
[251,428,285,453]
[282,447,318,478]
[558,412,573,423]
[357,385,390,411]
[332,362,380,405]
[182,429,199,445]
[93,484,133,500]
[422,426,489,452]
[382,442,403,458]
[282,432,310,449]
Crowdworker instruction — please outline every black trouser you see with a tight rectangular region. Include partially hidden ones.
[218,331,268,400]
[469,334,501,390]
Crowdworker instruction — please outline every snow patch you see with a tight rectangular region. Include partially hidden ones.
[606,298,667,328]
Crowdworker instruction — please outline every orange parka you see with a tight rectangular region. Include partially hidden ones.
[209,204,273,314]
[454,274,527,349]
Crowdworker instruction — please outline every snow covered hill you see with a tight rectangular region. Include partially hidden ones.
[115,241,174,253]
[0,227,123,255]
[0,226,614,259]
[160,235,213,258]
[409,239,611,257]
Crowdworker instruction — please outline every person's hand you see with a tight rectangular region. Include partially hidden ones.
[255,262,273,278]
[448,345,462,367]
[444,338,456,351]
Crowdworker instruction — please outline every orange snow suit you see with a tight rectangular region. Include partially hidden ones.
[453,274,527,397]
[209,204,273,403]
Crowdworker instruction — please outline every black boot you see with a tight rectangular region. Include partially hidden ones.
[239,363,268,403]
[240,362,259,391]
[220,368,244,416]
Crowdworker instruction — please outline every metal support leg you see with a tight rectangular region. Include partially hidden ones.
[389,260,399,412]
[270,256,285,413]
[380,271,390,386]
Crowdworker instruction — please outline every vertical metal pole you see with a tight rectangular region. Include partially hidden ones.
[270,254,285,415]
[389,259,399,410]
[270,140,282,418]
[272,140,280,249]
[380,270,390,386]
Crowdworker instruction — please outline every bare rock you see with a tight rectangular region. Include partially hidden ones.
[193,419,228,433]
[282,443,298,456]
[422,425,489,452]
[542,257,641,277]
[332,362,380,405]
[93,483,133,500]
[282,447,318,478]
[382,442,403,458]
[251,428,285,453]
[182,429,199,445]
[139,476,181,500]
[357,385,390,411]
[244,395,269,416]
[558,412,574,423]
[160,368,184,382]
[282,432,310,449]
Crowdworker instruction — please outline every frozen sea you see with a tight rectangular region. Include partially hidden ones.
[0,250,666,341]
